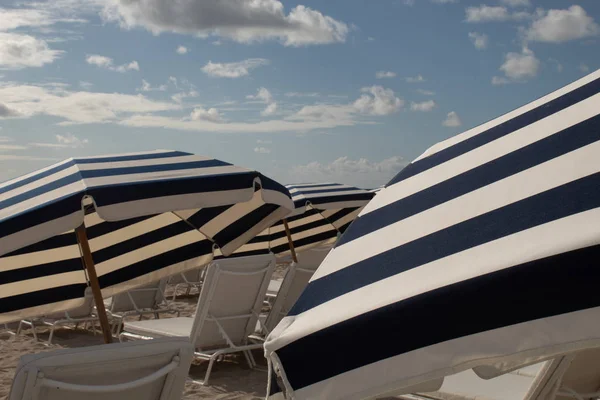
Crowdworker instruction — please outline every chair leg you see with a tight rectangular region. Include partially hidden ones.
[47,325,56,344]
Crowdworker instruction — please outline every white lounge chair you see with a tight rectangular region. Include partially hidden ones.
[120,254,276,385]
[167,268,205,301]
[263,246,330,334]
[17,287,101,344]
[106,279,179,334]
[8,337,194,400]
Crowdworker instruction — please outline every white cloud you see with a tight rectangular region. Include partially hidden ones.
[101,0,349,46]
[405,74,425,83]
[0,83,179,125]
[262,102,278,116]
[115,60,139,72]
[247,87,278,116]
[549,58,563,73]
[376,71,396,79]
[431,0,457,4]
[79,81,93,89]
[86,54,140,72]
[171,90,199,103]
[410,100,437,112]
[491,76,511,85]
[137,79,167,92]
[417,89,435,96]
[0,32,63,69]
[190,107,224,123]
[353,86,404,116]
[443,111,462,127]
[465,5,530,22]
[247,87,274,103]
[257,139,272,144]
[499,47,540,81]
[580,63,590,73]
[0,103,20,117]
[403,0,415,6]
[176,45,188,54]
[525,6,599,44]
[30,133,89,148]
[468,32,488,50]
[201,58,269,78]
[285,92,320,97]
[499,0,530,7]
[291,156,406,188]
[254,146,271,154]
[0,143,27,150]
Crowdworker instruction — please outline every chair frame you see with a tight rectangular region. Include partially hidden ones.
[120,255,276,385]
[107,281,180,335]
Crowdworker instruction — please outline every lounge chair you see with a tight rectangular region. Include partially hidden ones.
[17,287,101,344]
[8,337,194,400]
[263,246,330,334]
[106,279,179,334]
[167,268,205,301]
[120,254,276,385]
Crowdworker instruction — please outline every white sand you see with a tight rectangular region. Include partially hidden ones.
[0,294,268,400]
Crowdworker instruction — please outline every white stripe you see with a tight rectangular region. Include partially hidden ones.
[84,165,248,187]
[0,164,80,204]
[95,188,254,221]
[315,140,600,280]
[0,271,86,299]
[0,211,83,258]
[75,154,215,171]
[366,92,600,216]
[0,243,80,271]
[0,158,72,190]
[413,68,600,163]
[273,207,600,347]
[277,306,600,400]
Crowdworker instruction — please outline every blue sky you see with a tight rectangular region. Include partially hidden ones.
[0,0,598,188]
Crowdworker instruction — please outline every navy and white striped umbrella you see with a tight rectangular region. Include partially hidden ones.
[224,183,375,259]
[265,69,600,400]
[0,150,293,323]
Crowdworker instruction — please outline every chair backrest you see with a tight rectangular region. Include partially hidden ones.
[108,280,167,313]
[190,254,276,349]
[167,268,203,286]
[8,337,194,400]
[265,246,330,332]
[553,348,600,400]
[45,287,95,320]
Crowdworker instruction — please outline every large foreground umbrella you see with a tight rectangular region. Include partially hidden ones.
[223,183,375,260]
[0,150,293,342]
[265,69,600,399]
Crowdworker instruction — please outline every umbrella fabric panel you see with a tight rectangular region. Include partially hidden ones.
[265,69,600,399]
[286,183,375,216]
[0,150,291,258]
[0,210,213,324]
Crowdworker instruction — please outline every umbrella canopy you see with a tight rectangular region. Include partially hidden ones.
[265,69,600,400]
[0,150,293,324]
[223,183,375,259]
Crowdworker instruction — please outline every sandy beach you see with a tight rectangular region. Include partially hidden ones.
[0,291,270,400]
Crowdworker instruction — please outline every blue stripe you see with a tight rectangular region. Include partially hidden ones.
[292,172,600,315]
[88,171,258,207]
[0,160,75,197]
[340,114,600,246]
[388,76,600,186]
[73,150,190,164]
[276,244,600,391]
[0,172,82,210]
[0,284,88,315]
[79,159,232,179]
[212,203,280,251]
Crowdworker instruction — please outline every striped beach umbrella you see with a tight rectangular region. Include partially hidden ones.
[264,69,600,399]
[0,150,293,342]
[224,183,375,260]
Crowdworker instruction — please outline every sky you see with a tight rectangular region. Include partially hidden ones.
[0,0,599,188]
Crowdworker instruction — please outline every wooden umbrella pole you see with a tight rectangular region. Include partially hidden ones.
[75,224,112,344]
[282,219,298,263]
